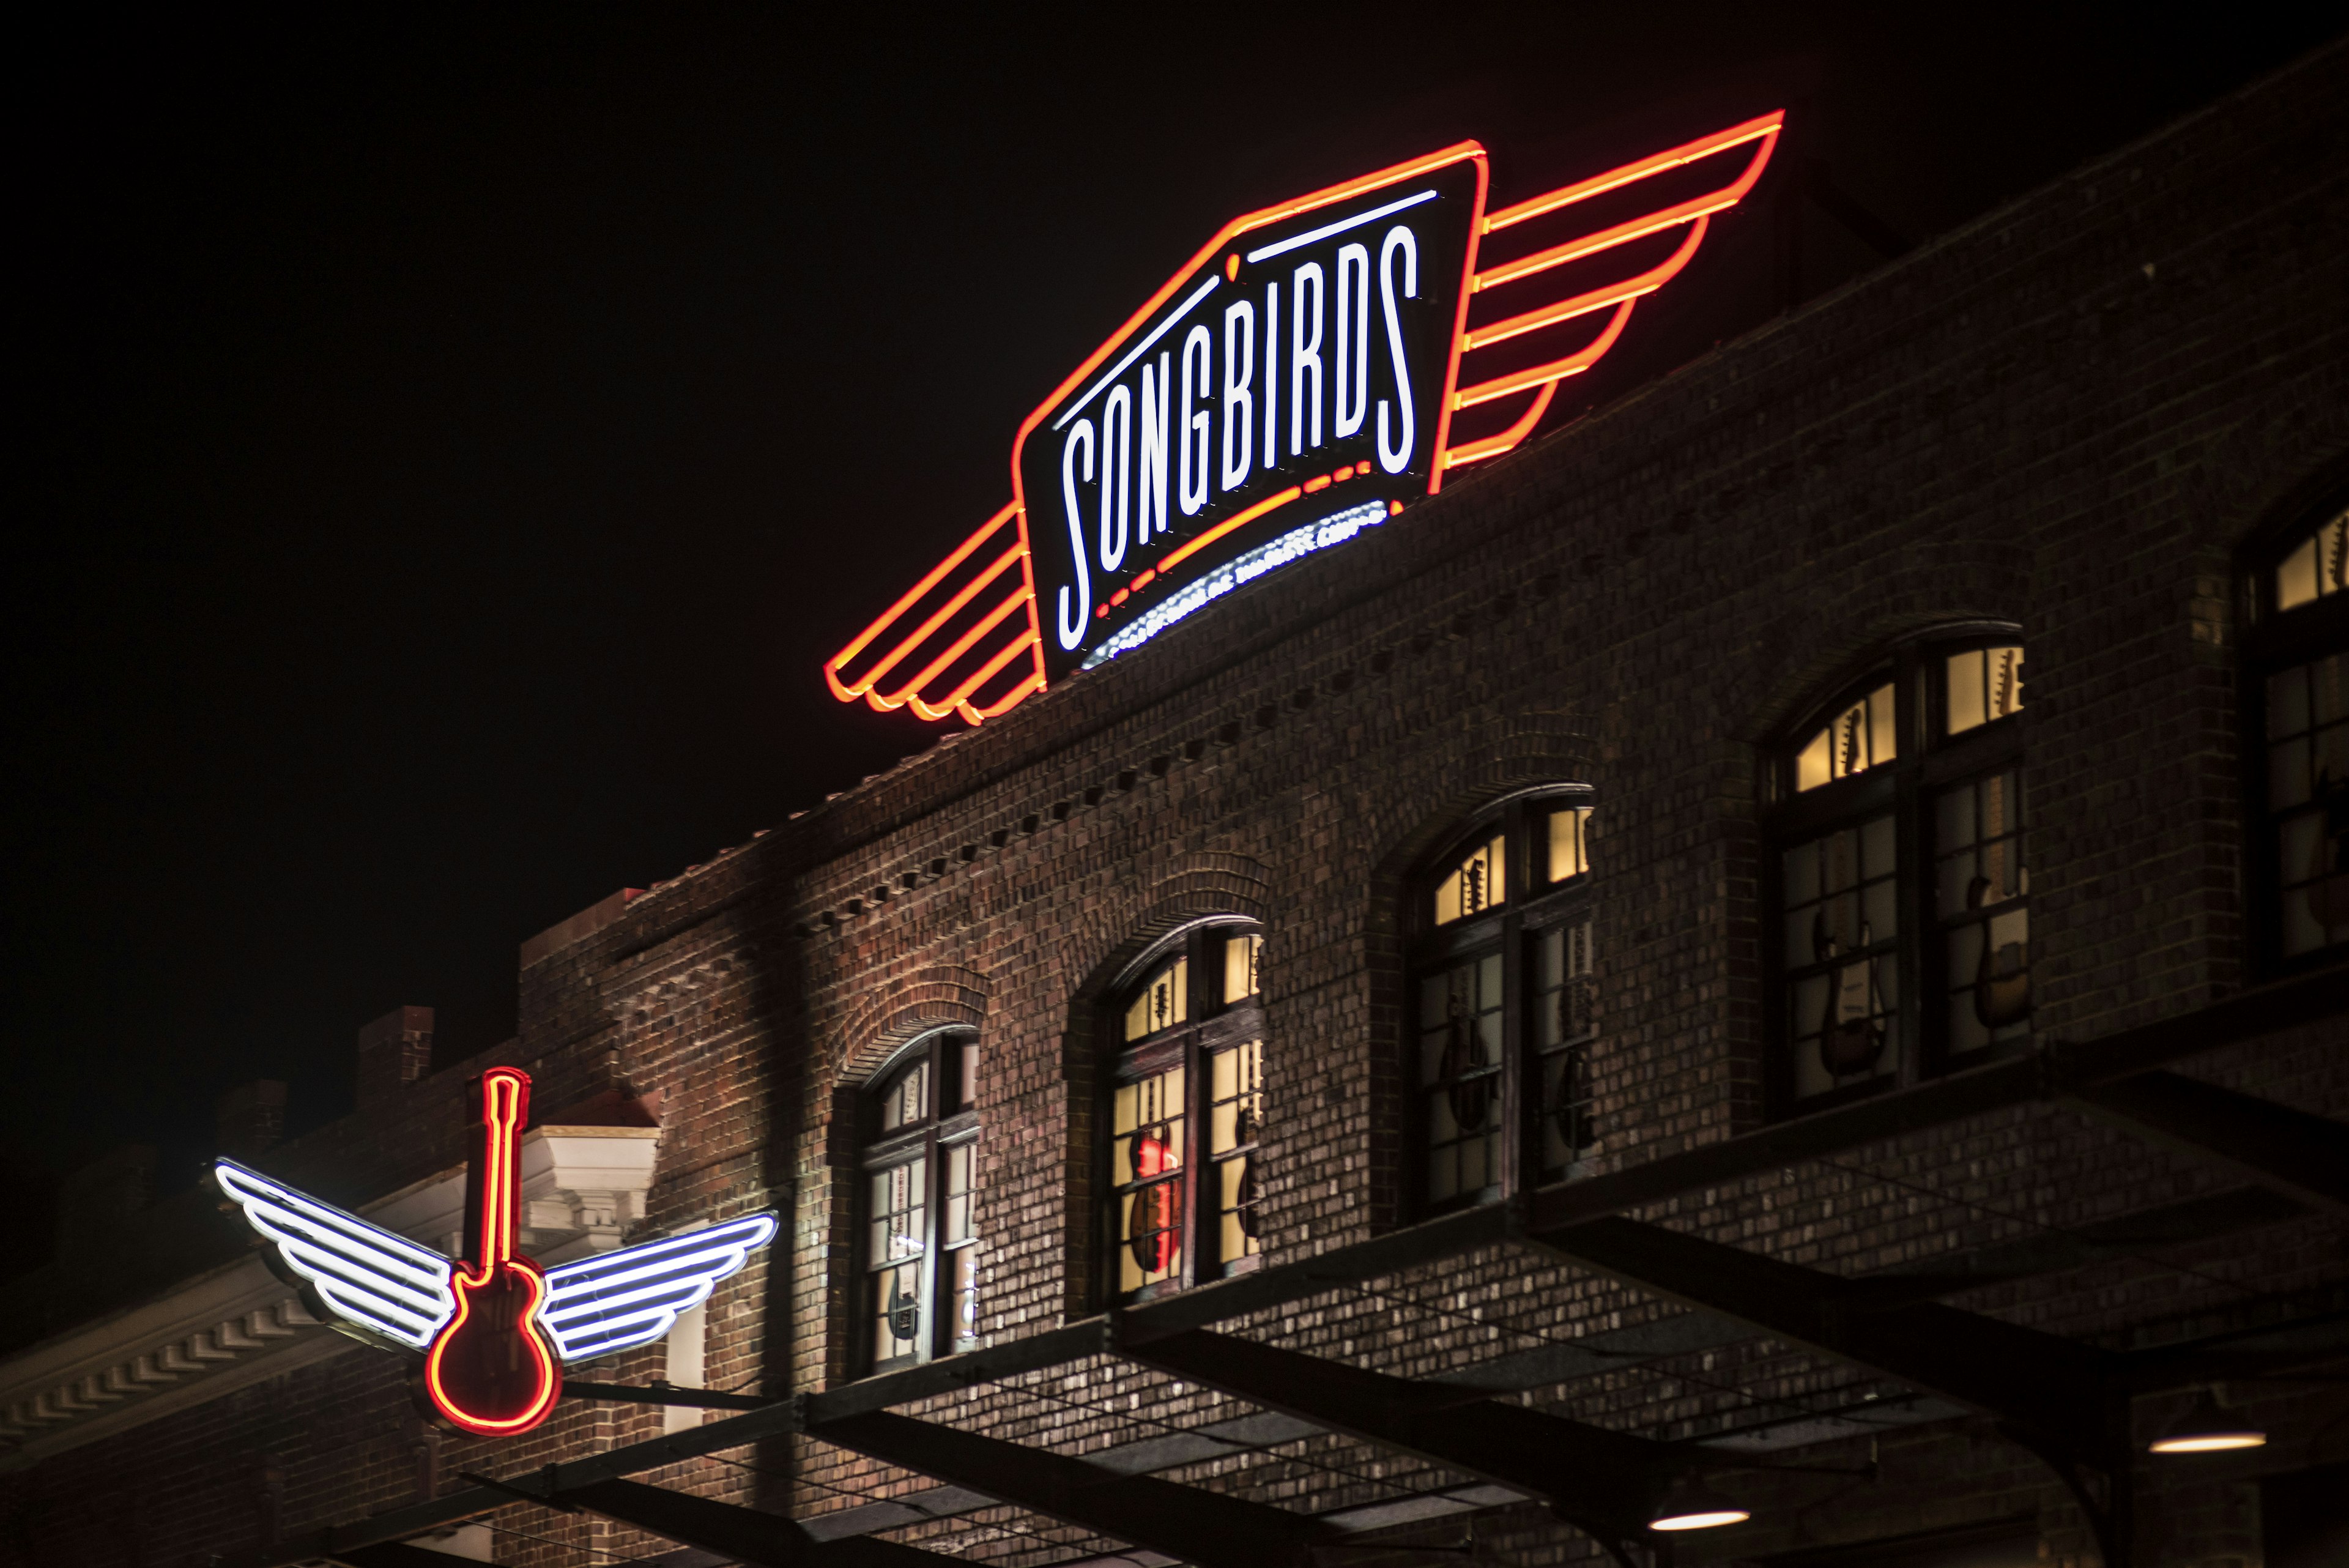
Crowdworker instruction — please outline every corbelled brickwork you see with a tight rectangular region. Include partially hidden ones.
[3,40,2345,1568]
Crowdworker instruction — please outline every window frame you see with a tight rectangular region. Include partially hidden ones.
[1102,918,1266,1306]
[1762,626,2028,1120]
[1406,785,1597,1217]
[857,1028,981,1375]
[2240,495,2349,976]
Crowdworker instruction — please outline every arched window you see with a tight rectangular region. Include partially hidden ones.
[2246,503,2348,968]
[1409,789,1595,1214]
[1107,921,1264,1302]
[860,1030,981,1372]
[1767,632,2028,1116]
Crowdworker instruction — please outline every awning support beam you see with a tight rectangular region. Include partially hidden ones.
[2063,1070,2349,1216]
[806,1406,1336,1568]
[1114,1324,1666,1539]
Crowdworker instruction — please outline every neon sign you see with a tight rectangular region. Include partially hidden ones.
[826,112,1783,725]
[215,1067,777,1436]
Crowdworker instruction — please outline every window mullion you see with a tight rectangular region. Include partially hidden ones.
[1181,1031,1204,1292]
[1894,647,1927,1089]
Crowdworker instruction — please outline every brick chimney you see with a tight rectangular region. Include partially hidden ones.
[357,1006,434,1109]
[215,1079,288,1162]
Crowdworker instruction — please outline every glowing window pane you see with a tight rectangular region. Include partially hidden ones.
[1546,807,1590,885]
[867,1154,928,1365]
[2276,513,2347,614]
[1533,918,1597,1180]
[943,1143,976,1245]
[954,1041,979,1112]
[880,1061,929,1131]
[2268,652,2349,957]
[947,1247,979,1343]
[1123,955,1190,1041]
[1795,683,1896,792]
[1208,1039,1263,1265]
[1419,953,1504,1204]
[940,1139,979,1344]
[1222,933,1262,1003]
[1433,834,1507,925]
[1783,814,1900,1099]
[1946,645,2025,737]
[1936,769,2032,1053]
[871,1259,923,1365]
[1113,1065,1186,1293]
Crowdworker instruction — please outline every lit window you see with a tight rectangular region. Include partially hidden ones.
[1532,915,1598,1178]
[2275,511,2347,613]
[859,1031,981,1372]
[2249,507,2349,968]
[1123,954,1189,1040]
[1432,833,1507,926]
[1944,645,2025,736]
[1794,683,1897,792]
[1770,634,2028,1116]
[1783,816,1901,1099]
[1411,792,1596,1213]
[1108,923,1264,1302]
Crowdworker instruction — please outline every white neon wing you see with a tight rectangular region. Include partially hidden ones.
[213,1158,457,1351]
[538,1212,780,1363]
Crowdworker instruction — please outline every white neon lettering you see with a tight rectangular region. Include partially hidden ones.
[1053,274,1220,431]
[1100,384,1132,572]
[1242,187,1438,264]
[1291,261,1324,455]
[1057,420,1094,649]
[1377,225,1417,474]
[1335,243,1369,438]
[1262,281,1278,475]
[1138,353,1171,539]
[1179,326,1211,517]
[1220,300,1253,491]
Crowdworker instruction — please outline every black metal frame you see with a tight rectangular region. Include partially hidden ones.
[1762,624,2028,1120]
[859,1029,981,1374]
[1103,917,1266,1306]
[1407,785,1595,1215]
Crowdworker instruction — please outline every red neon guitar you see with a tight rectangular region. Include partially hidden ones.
[420,1067,563,1435]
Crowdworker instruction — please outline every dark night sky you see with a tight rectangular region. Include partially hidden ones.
[9,6,2339,1192]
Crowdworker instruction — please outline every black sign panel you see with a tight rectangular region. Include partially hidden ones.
[1014,152,1483,678]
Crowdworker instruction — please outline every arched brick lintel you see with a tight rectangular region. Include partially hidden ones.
[835,967,991,1087]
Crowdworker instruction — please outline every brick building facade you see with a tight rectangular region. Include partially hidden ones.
[4,40,2345,1568]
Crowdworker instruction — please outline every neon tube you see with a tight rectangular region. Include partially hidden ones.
[825,503,1020,701]
[1053,275,1223,432]
[1464,217,1707,351]
[1442,380,1557,469]
[1473,132,1777,292]
[1482,111,1782,232]
[1452,300,1636,410]
[1243,187,1438,264]
[1155,486,1302,576]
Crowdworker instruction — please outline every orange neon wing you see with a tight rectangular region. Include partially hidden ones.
[1439,110,1783,471]
[822,501,1048,726]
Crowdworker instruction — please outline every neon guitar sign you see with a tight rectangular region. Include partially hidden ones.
[826,111,1783,726]
[422,1068,560,1433]
[215,1067,777,1437]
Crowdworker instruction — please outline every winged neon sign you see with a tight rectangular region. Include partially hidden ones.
[825,111,1783,726]
[214,1067,776,1436]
